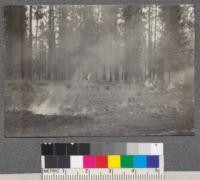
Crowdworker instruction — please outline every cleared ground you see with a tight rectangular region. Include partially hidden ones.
[5,81,194,137]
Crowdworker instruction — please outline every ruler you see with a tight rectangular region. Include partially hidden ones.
[42,169,164,180]
[42,168,163,180]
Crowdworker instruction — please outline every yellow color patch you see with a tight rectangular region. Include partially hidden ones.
[108,155,121,168]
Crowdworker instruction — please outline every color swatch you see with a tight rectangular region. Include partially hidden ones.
[83,155,96,168]
[41,143,163,169]
[108,155,121,168]
[41,143,163,156]
[96,155,108,168]
[121,155,133,168]
[133,155,147,168]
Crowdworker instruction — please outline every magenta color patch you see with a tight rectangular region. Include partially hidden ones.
[83,155,96,168]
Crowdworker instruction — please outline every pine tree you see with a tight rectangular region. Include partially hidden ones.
[122,6,144,84]
[158,5,187,87]
[28,5,32,80]
[48,5,56,81]
[4,6,27,79]
[4,7,13,78]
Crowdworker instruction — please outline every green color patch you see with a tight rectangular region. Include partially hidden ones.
[121,155,133,168]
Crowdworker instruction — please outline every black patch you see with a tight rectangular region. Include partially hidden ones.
[78,143,90,155]
[67,143,78,155]
[41,143,54,155]
[45,156,57,168]
[55,143,66,155]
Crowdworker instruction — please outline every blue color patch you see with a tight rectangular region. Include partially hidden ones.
[133,155,147,168]
[147,155,159,168]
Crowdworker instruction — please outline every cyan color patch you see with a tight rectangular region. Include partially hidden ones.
[133,155,147,168]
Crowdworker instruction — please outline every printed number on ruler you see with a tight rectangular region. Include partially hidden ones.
[42,169,164,180]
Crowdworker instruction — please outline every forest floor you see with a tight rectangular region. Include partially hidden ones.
[5,80,194,137]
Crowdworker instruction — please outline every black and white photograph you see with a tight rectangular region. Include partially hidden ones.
[4,4,194,137]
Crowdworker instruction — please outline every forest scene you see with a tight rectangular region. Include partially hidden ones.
[4,5,194,137]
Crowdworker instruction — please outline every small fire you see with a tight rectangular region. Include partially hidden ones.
[29,99,61,115]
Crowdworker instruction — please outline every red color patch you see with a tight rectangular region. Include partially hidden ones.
[96,155,108,168]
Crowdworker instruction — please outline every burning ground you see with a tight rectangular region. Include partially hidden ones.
[5,80,194,137]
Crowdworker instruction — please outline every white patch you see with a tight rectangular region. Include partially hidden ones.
[70,156,83,168]
[30,99,60,115]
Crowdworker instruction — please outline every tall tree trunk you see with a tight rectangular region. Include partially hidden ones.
[79,6,87,81]
[4,7,13,79]
[20,7,26,79]
[48,5,56,81]
[35,7,39,61]
[28,6,32,79]
[153,5,157,81]
[148,5,153,81]
[103,65,106,81]
[168,71,171,84]
[109,67,112,82]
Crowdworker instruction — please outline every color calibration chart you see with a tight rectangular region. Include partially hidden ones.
[41,143,164,180]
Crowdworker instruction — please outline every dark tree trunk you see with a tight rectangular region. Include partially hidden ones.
[19,7,26,79]
[4,7,13,79]
[148,5,153,81]
[48,5,56,81]
[28,6,32,80]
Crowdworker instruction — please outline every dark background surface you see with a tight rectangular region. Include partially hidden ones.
[0,0,199,173]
